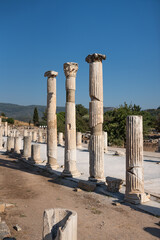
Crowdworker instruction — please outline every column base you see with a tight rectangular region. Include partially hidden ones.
[46,163,59,171]
[125,192,150,205]
[88,176,105,184]
[61,169,80,178]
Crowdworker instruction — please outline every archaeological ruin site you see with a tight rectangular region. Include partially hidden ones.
[0,53,160,240]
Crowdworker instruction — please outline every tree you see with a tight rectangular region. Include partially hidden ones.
[76,104,89,132]
[103,103,153,146]
[42,108,47,122]
[1,112,5,117]
[33,107,39,125]
[57,112,65,133]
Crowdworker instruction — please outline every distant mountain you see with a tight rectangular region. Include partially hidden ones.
[0,103,115,122]
[103,107,115,113]
[0,103,65,122]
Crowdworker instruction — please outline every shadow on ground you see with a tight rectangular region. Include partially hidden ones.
[0,153,160,220]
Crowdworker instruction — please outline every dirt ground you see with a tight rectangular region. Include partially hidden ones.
[0,153,160,240]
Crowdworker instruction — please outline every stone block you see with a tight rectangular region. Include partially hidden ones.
[78,180,96,192]
[106,177,123,193]
[43,208,77,240]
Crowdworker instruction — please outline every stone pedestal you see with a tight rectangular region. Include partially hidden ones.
[58,132,63,146]
[7,136,14,152]
[23,136,31,160]
[125,115,150,204]
[31,144,41,164]
[76,132,82,148]
[62,62,80,177]
[104,131,108,153]
[86,53,106,182]
[44,71,59,170]
[14,137,21,154]
[43,208,77,240]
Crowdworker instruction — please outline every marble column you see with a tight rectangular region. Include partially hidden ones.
[86,53,106,182]
[0,118,1,126]
[76,132,82,148]
[62,62,80,177]
[58,132,63,146]
[23,136,31,159]
[7,136,14,152]
[14,137,21,154]
[104,131,108,153]
[23,129,28,137]
[125,115,149,204]
[38,131,43,143]
[44,71,59,170]
[4,122,8,137]
[31,144,41,164]
[32,131,37,142]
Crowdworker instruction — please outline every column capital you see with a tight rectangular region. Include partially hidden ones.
[63,62,78,78]
[44,71,58,78]
[85,53,106,63]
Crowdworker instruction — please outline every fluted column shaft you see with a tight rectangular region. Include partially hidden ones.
[14,137,21,154]
[86,53,106,182]
[7,136,14,152]
[125,115,149,204]
[44,71,58,170]
[23,136,31,159]
[62,62,79,177]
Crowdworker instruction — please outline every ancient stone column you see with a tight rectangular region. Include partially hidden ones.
[31,144,41,164]
[15,131,19,137]
[32,131,37,142]
[104,131,108,153]
[43,208,77,240]
[76,132,82,148]
[23,129,28,137]
[125,115,149,204]
[4,122,8,137]
[62,62,80,177]
[86,53,106,182]
[23,136,31,159]
[38,131,43,143]
[58,132,63,146]
[0,126,3,149]
[44,71,59,170]
[7,136,14,152]
[0,118,1,126]
[14,137,21,154]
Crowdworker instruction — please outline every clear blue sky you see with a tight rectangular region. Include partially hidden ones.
[0,0,160,110]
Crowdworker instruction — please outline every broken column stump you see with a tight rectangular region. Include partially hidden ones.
[43,208,77,240]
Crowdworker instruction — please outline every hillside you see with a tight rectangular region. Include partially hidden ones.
[0,103,65,122]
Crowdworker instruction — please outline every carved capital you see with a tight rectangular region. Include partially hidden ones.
[85,53,106,63]
[44,71,58,78]
[63,62,78,78]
